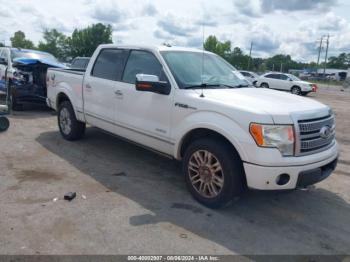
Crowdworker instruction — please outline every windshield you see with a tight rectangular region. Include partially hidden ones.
[288,74,301,81]
[161,51,251,89]
[11,50,58,62]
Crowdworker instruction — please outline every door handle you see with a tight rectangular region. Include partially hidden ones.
[114,90,123,96]
[86,84,92,89]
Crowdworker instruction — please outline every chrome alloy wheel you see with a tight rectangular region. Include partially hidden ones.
[59,107,72,135]
[188,150,225,198]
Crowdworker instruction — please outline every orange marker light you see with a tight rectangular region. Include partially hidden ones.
[137,83,152,89]
[250,124,264,146]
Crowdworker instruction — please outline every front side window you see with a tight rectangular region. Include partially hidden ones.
[92,49,128,81]
[161,51,250,89]
[122,50,163,84]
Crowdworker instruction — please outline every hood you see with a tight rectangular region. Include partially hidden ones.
[198,88,329,123]
[13,58,67,68]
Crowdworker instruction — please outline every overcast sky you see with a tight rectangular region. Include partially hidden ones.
[0,0,349,62]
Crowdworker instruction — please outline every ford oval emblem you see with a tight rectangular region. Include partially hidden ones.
[320,126,331,139]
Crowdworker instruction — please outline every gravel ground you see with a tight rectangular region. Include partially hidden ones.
[0,86,349,255]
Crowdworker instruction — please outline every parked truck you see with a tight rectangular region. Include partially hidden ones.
[46,44,338,208]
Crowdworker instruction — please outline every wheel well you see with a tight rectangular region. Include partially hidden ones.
[56,93,70,107]
[261,82,268,87]
[180,128,241,160]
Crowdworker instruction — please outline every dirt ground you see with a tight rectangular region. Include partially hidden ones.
[0,86,349,255]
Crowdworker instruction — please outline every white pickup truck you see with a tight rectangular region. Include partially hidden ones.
[47,44,338,208]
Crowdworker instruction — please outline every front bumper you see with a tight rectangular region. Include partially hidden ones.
[243,150,338,190]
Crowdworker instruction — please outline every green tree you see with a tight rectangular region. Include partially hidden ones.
[203,35,231,58]
[0,42,4,47]
[38,29,69,61]
[226,47,250,70]
[10,31,35,49]
[327,53,350,69]
[67,23,113,58]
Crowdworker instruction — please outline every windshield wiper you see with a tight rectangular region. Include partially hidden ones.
[184,83,251,89]
[183,83,222,89]
[229,84,251,88]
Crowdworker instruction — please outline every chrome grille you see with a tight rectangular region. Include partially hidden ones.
[296,114,336,155]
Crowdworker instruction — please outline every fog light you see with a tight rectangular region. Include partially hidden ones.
[276,174,290,186]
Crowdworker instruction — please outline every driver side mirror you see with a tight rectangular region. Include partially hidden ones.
[0,58,8,66]
[289,78,293,81]
[135,74,171,95]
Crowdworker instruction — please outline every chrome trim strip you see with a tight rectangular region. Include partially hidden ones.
[84,112,175,146]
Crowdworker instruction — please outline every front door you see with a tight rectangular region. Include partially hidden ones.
[114,50,174,155]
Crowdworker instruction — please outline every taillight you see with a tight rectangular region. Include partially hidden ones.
[312,84,318,92]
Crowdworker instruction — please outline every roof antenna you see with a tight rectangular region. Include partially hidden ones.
[200,24,205,98]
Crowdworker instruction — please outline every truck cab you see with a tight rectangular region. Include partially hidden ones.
[46,44,338,208]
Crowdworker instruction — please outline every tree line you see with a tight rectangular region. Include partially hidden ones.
[204,35,350,72]
[5,23,112,62]
[2,26,349,70]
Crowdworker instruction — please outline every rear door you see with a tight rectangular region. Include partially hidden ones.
[264,74,279,89]
[83,48,128,133]
[279,74,292,90]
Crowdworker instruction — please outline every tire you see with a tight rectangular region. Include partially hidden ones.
[182,138,245,208]
[260,83,269,89]
[0,117,10,132]
[58,101,85,141]
[291,86,302,95]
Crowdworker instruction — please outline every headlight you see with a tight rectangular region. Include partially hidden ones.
[249,123,295,156]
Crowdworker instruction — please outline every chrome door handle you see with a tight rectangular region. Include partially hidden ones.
[114,90,123,96]
[86,84,92,89]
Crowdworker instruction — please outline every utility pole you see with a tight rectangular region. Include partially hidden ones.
[323,34,330,78]
[247,42,253,70]
[316,36,324,76]
[280,63,283,72]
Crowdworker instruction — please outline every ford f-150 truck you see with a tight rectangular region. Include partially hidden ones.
[46,44,338,208]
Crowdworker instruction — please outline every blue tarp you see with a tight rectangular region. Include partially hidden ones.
[13,58,67,68]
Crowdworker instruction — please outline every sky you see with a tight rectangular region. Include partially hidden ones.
[0,0,349,62]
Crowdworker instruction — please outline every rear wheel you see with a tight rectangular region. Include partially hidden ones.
[261,83,269,89]
[58,101,85,141]
[291,86,302,95]
[182,138,245,208]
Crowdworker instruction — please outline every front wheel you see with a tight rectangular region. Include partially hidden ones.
[182,138,245,208]
[0,117,10,132]
[58,101,85,141]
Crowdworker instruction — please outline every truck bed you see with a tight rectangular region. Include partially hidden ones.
[46,68,85,116]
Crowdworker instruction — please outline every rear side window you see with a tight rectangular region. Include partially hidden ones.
[122,50,162,84]
[241,72,249,77]
[265,74,279,79]
[280,74,289,80]
[92,49,128,81]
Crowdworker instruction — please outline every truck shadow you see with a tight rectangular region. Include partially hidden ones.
[36,128,350,255]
